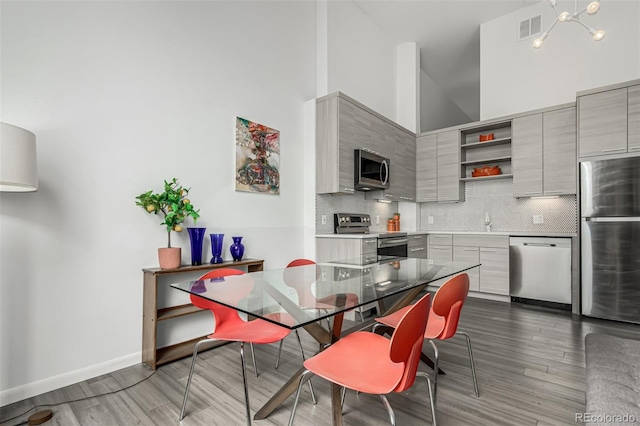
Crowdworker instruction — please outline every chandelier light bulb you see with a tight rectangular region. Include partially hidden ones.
[587,1,600,14]
[559,11,570,22]
[592,29,606,41]
[533,35,546,49]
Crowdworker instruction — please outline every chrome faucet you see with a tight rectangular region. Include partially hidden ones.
[484,212,492,232]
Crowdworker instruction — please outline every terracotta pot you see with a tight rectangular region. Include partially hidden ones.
[158,247,181,270]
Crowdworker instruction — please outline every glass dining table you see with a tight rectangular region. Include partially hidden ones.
[170,256,480,426]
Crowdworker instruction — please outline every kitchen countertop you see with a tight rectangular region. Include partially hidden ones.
[316,230,577,238]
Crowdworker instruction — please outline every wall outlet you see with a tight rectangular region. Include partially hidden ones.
[533,215,544,224]
[428,216,434,224]
[321,214,327,225]
[376,215,380,225]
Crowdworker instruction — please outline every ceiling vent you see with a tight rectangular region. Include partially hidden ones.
[518,15,542,41]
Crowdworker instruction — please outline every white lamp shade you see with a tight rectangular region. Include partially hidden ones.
[0,122,38,192]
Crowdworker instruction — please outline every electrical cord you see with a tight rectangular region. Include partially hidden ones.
[0,368,157,425]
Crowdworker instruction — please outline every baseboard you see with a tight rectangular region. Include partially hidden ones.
[0,352,141,407]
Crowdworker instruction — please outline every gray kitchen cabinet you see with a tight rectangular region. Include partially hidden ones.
[512,113,543,197]
[408,234,427,259]
[629,85,640,152]
[436,131,464,202]
[453,246,480,291]
[428,234,452,261]
[479,247,509,295]
[370,114,393,157]
[512,105,576,197]
[316,236,378,264]
[543,106,577,195]
[578,87,628,158]
[316,95,371,195]
[395,128,416,201]
[416,134,437,202]
[453,234,509,296]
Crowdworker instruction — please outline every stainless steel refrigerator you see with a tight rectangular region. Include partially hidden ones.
[581,157,640,324]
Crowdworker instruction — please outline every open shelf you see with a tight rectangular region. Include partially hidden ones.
[461,137,511,149]
[461,173,513,182]
[461,156,511,166]
[157,304,203,321]
[156,337,229,367]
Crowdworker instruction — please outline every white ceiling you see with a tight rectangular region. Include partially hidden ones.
[352,0,539,120]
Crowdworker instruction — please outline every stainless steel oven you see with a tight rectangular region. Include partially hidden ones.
[377,233,408,257]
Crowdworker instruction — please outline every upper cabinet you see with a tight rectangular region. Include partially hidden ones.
[416,130,463,202]
[316,93,416,197]
[416,134,437,202]
[459,121,512,182]
[578,81,640,158]
[512,105,576,197]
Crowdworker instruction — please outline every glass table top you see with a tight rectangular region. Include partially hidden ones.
[170,256,480,329]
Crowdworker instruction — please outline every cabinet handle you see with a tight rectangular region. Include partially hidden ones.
[463,248,477,251]
[481,248,496,252]
[431,247,449,250]
[545,190,563,194]
[344,187,355,192]
[364,239,376,244]
[413,236,424,239]
[410,247,425,252]
[630,146,640,151]
[524,192,541,195]
[385,194,395,198]
[602,148,625,153]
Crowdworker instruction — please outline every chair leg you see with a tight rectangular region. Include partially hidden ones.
[239,342,252,426]
[358,309,365,323]
[457,331,479,397]
[341,386,346,408]
[275,339,284,369]
[250,342,258,378]
[428,340,439,402]
[288,370,315,426]
[293,330,317,404]
[417,372,437,426]
[180,339,213,421]
[379,394,396,426]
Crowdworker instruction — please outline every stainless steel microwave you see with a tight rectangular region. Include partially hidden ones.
[354,149,390,190]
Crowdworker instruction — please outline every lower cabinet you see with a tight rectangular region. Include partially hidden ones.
[316,236,378,263]
[452,234,510,296]
[408,234,428,259]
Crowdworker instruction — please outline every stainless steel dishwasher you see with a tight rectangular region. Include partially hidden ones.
[509,237,572,307]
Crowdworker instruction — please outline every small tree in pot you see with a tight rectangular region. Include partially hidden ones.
[136,178,200,269]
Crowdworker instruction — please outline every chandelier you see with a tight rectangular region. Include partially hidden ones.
[533,0,605,48]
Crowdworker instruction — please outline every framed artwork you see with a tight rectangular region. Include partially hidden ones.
[235,117,280,194]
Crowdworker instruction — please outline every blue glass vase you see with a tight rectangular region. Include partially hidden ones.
[230,236,245,261]
[187,227,206,266]
[210,233,224,264]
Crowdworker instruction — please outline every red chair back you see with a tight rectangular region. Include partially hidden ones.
[191,268,252,329]
[432,273,470,340]
[283,259,321,307]
[389,293,431,392]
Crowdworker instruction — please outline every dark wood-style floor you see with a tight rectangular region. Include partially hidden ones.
[2,297,639,426]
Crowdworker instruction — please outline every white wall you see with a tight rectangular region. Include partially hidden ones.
[0,0,316,404]
[420,69,473,132]
[326,0,397,120]
[481,0,640,119]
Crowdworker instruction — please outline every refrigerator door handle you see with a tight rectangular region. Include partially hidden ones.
[584,217,640,222]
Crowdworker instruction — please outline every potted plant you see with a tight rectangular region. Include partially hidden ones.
[135,178,200,269]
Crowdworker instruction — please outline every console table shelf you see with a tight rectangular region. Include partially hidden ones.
[142,258,265,370]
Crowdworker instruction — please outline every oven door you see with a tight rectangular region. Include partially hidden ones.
[377,237,408,257]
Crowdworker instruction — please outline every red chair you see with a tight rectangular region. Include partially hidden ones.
[288,292,436,426]
[179,268,316,425]
[375,273,479,399]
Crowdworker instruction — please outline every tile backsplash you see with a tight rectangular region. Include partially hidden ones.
[420,180,577,234]
[316,193,398,234]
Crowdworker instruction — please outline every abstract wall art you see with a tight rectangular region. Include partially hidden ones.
[235,117,280,194]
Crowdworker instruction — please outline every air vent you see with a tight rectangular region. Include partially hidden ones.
[518,15,542,41]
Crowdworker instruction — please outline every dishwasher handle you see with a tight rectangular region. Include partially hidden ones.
[523,243,556,247]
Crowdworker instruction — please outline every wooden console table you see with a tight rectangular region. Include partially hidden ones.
[142,258,264,370]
